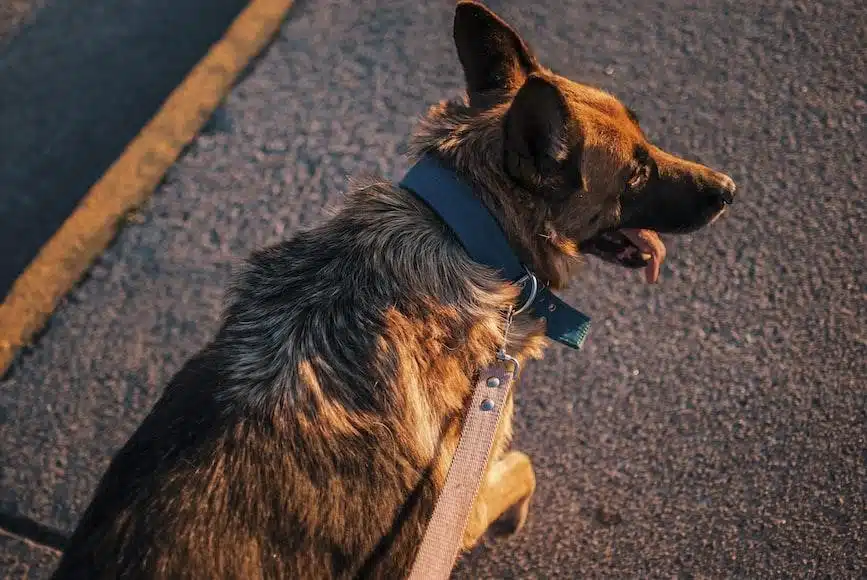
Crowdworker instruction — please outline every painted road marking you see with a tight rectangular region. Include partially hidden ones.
[0,0,295,375]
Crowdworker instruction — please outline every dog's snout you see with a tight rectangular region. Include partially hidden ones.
[703,172,736,206]
[716,174,737,204]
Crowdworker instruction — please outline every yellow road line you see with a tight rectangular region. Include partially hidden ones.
[0,0,295,375]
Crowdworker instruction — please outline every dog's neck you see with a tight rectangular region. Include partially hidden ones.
[409,98,579,290]
[399,154,591,351]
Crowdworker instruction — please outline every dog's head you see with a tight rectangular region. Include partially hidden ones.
[417,1,737,286]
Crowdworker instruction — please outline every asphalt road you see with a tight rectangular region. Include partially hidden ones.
[1,0,865,578]
[0,0,250,299]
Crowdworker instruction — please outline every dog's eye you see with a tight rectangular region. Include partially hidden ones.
[626,164,650,191]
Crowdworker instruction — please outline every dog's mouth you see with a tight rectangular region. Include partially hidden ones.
[579,228,667,284]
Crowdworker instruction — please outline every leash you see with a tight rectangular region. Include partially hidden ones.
[399,156,592,579]
[408,305,523,580]
[407,356,517,579]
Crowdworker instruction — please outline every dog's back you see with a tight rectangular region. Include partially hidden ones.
[51,181,508,579]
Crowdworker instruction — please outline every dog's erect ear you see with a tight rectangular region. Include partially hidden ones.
[454,2,539,106]
[503,75,576,188]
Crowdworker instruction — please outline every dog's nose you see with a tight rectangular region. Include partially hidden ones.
[715,174,737,205]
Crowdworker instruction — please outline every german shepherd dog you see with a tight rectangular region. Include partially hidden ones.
[51,2,736,578]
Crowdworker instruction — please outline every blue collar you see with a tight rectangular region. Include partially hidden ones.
[399,155,591,350]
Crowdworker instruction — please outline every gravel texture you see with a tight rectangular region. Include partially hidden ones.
[1,0,865,577]
[0,530,58,579]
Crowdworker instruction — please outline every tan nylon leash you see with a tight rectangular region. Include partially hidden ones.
[407,359,516,580]
[408,307,521,580]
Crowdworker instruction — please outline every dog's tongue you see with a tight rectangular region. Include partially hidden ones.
[621,229,666,284]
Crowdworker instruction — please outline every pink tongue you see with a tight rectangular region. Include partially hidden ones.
[620,229,666,284]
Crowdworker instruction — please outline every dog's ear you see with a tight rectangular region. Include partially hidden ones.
[453,2,539,106]
[503,75,576,189]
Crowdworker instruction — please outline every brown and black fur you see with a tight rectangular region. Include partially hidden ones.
[51,3,736,579]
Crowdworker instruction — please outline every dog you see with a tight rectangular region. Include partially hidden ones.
[51,2,736,578]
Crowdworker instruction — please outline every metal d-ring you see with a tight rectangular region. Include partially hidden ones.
[512,269,538,316]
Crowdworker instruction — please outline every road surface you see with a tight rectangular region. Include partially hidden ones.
[0,0,864,577]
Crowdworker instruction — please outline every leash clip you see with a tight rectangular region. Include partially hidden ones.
[496,348,520,377]
[494,268,536,377]
[496,303,521,377]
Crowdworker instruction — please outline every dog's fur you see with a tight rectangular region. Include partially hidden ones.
[51,3,736,579]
